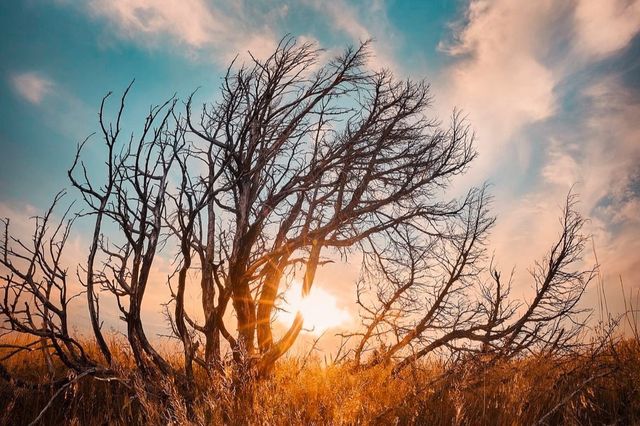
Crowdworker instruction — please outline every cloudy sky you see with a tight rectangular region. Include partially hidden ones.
[1,1,639,345]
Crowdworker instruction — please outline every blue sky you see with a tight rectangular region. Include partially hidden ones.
[1,0,639,337]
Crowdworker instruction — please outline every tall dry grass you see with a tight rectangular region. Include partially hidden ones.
[1,332,639,425]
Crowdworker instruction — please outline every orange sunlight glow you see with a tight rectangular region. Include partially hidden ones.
[277,282,351,335]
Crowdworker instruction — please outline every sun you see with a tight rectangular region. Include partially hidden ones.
[277,281,351,335]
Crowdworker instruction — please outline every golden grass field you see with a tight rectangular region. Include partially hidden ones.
[1,333,639,425]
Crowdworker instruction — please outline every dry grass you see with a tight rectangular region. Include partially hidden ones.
[1,335,639,425]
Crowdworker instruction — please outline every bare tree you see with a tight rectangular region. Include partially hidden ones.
[0,194,96,374]
[0,37,594,413]
[350,191,595,374]
[148,37,476,380]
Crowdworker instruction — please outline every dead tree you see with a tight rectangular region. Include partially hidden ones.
[0,36,592,399]
[0,194,96,373]
[350,192,595,373]
[183,37,476,375]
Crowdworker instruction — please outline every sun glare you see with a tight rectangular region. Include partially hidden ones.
[277,282,351,335]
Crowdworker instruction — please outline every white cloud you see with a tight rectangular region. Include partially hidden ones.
[10,71,55,104]
[437,0,640,193]
[573,0,640,58]
[577,76,640,211]
[489,73,640,321]
[87,0,279,63]
[541,140,580,187]
[438,0,558,178]
[435,0,640,323]
[89,0,223,48]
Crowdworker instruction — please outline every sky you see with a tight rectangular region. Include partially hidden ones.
[1,0,639,349]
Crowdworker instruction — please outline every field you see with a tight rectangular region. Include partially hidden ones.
[1,334,639,425]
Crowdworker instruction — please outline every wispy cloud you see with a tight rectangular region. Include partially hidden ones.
[305,0,401,74]
[88,0,224,48]
[87,0,280,63]
[573,0,640,58]
[10,71,55,104]
[438,0,640,310]
[438,0,559,172]
[439,0,640,177]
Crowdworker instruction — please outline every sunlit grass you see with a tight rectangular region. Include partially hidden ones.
[1,334,639,425]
